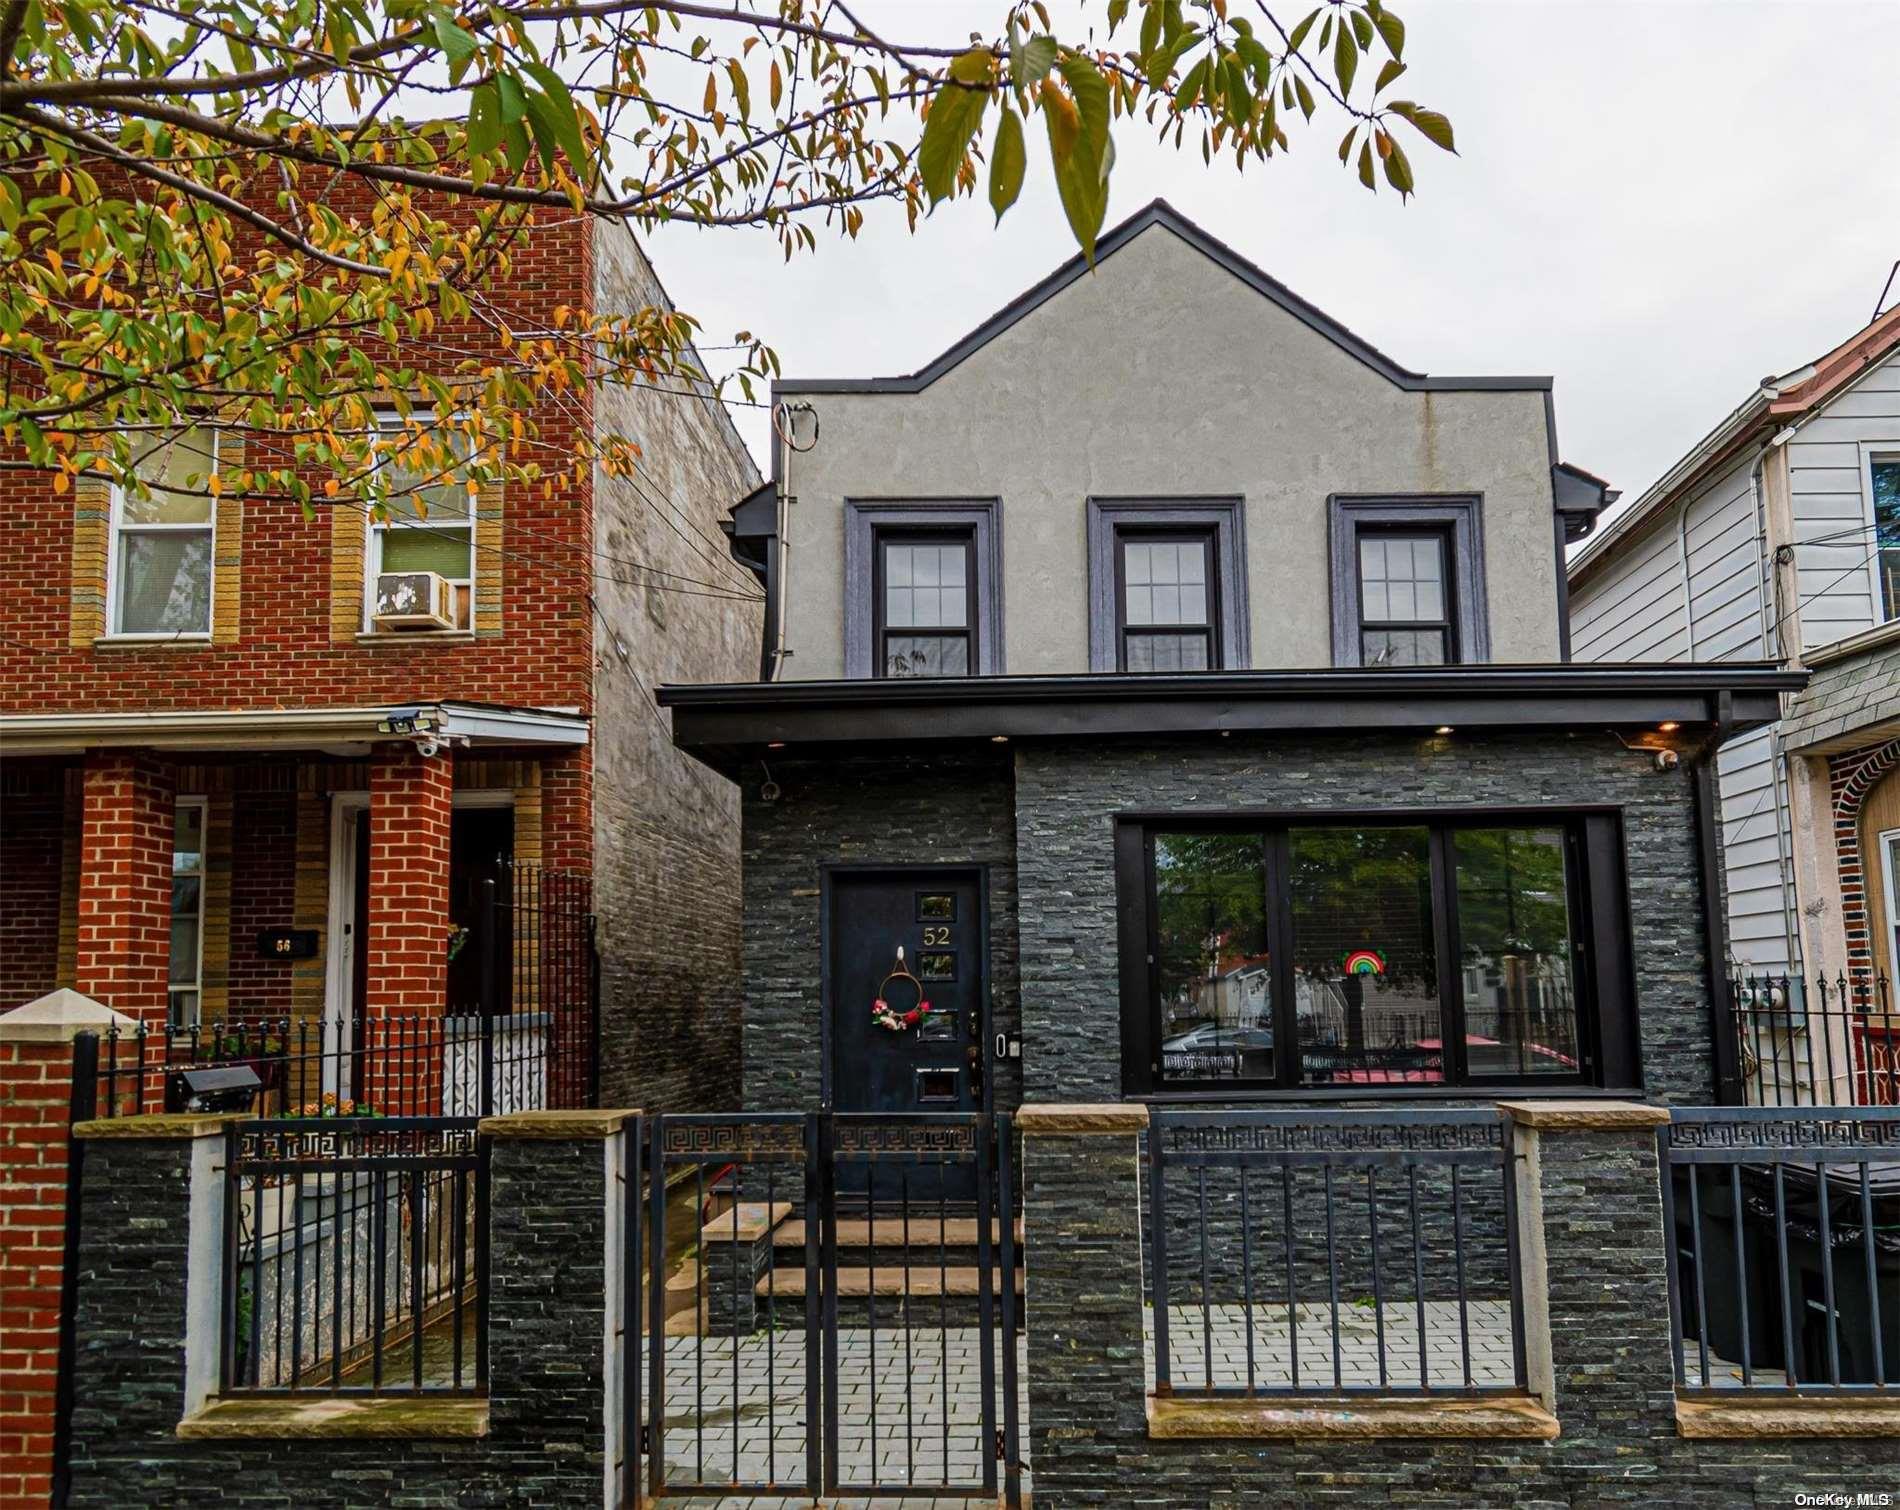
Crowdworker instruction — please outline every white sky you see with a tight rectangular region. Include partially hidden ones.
[643,0,1900,524]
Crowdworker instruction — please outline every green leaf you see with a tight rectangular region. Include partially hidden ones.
[430,7,478,82]
[1015,34,1058,87]
[466,81,501,158]
[917,79,988,202]
[1293,75,1315,120]
[1139,2,1163,58]
[1333,20,1357,97]
[1381,136,1414,197]
[949,46,994,86]
[1287,7,1320,53]
[1375,58,1405,93]
[1357,137,1375,190]
[1235,34,1274,86]
[496,72,529,124]
[1057,53,1111,162]
[1107,0,1131,30]
[1388,101,1455,152]
[989,106,1026,223]
[1048,104,1111,261]
[1352,11,1374,49]
[523,61,589,173]
[1374,7,1406,59]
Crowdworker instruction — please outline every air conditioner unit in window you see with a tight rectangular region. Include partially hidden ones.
[372,571,457,631]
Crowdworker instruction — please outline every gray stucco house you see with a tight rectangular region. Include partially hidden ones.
[659,201,1800,1120]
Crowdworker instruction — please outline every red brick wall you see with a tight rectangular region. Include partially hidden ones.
[0,1037,78,1509]
[73,753,172,1027]
[0,792,63,1009]
[1828,739,1900,996]
[363,746,452,1112]
[225,792,298,1020]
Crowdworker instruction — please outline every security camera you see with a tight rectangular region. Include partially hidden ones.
[417,738,440,759]
[1654,749,1679,772]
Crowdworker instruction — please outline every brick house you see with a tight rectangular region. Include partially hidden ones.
[0,216,762,1117]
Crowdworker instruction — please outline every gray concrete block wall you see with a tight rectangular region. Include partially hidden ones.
[590,226,763,1120]
[67,1129,617,1508]
[1021,1117,1900,1507]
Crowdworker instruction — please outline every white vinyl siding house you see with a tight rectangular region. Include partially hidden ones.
[1567,340,1900,979]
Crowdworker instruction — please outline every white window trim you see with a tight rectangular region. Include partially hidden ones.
[361,415,476,633]
[1861,444,1900,627]
[103,433,218,641]
[170,795,208,1030]
[1878,826,1900,986]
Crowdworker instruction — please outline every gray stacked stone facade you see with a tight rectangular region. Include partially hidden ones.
[66,1127,618,1508]
[1023,1116,1900,1507]
[740,747,1022,1112]
[740,729,1723,1113]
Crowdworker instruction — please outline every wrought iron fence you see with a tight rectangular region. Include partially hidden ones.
[93,1011,564,1119]
[1662,1107,1899,1394]
[1729,974,1900,1108]
[1146,1108,1528,1397]
[221,1117,488,1395]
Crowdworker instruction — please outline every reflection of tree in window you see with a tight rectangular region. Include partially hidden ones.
[1875,460,1900,622]
[1453,828,1577,1076]
[1287,827,1438,1082]
[1152,833,1270,1080]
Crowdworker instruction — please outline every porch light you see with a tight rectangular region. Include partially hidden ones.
[991,735,1009,743]
[1658,721,1680,733]
[1434,725,1454,736]
[767,741,786,749]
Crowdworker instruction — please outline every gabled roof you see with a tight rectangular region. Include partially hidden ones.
[1569,299,1900,585]
[774,199,1553,398]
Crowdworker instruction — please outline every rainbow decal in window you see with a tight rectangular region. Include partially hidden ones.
[1340,948,1387,977]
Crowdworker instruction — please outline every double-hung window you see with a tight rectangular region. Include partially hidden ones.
[875,530,975,677]
[366,421,475,631]
[109,428,217,637]
[169,798,207,1030]
[1328,496,1488,667]
[1119,809,1633,1095]
[1357,529,1454,666]
[1116,531,1218,671]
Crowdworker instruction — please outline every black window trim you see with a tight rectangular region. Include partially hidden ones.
[844,498,1004,678]
[1113,803,1637,1100]
[1112,525,1221,673]
[1355,523,1458,667]
[872,526,978,680]
[1328,494,1489,667]
[1086,497,1249,672]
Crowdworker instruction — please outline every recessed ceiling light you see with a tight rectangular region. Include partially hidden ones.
[1658,721,1680,733]
[767,741,786,749]
[1435,726,1454,736]
[990,735,1009,743]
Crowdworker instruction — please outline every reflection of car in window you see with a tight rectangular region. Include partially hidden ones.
[1160,1020,1274,1079]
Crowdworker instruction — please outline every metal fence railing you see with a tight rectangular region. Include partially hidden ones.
[221,1117,487,1395]
[1729,974,1900,1108]
[93,1012,567,1120]
[1146,1109,1527,1397]
[1662,1107,1899,1395]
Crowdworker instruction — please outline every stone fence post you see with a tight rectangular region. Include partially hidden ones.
[62,1106,637,1508]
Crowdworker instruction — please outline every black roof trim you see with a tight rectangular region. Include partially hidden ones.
[773,200,1554,399]
[659,665,1804,774]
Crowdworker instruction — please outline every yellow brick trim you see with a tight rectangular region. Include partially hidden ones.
[513,780,543,868]
[68,476,110,647]
[329,502,366,642]
[287,791,331,1111]
[210,435,244,644]
[473,479,503,637]
[200,792,235,1022]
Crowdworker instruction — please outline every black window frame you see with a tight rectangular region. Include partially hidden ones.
[1113,526,1221,673]
[1355,525,1458,668]
[1327,494,1489,667]
[872,526,978,680]
[1113,805,1638,1100]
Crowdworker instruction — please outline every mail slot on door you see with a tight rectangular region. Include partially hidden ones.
[914,1066,961,1105]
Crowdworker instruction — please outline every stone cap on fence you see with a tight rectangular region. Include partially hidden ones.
[72,1113,244,1140]
[477,1107,639,1139]
[1498,1100,1671,1131]
[0,989,136,1045]
[1016,1103,1150,1135]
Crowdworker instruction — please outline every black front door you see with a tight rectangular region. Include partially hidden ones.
[828,868,986,1197]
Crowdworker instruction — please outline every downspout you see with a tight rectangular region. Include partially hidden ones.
[1692,693,1745,1104]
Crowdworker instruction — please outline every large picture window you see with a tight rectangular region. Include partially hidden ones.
[109,428,217,637]
[1124,809,1621,1095]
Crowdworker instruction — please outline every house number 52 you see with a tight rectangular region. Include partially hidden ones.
[921,926,950,946]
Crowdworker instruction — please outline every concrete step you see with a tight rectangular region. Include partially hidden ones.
[771,1217,1024,1251]
[754,1266,1022,1330]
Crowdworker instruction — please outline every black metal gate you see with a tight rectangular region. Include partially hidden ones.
[628,1111,1021,1504]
